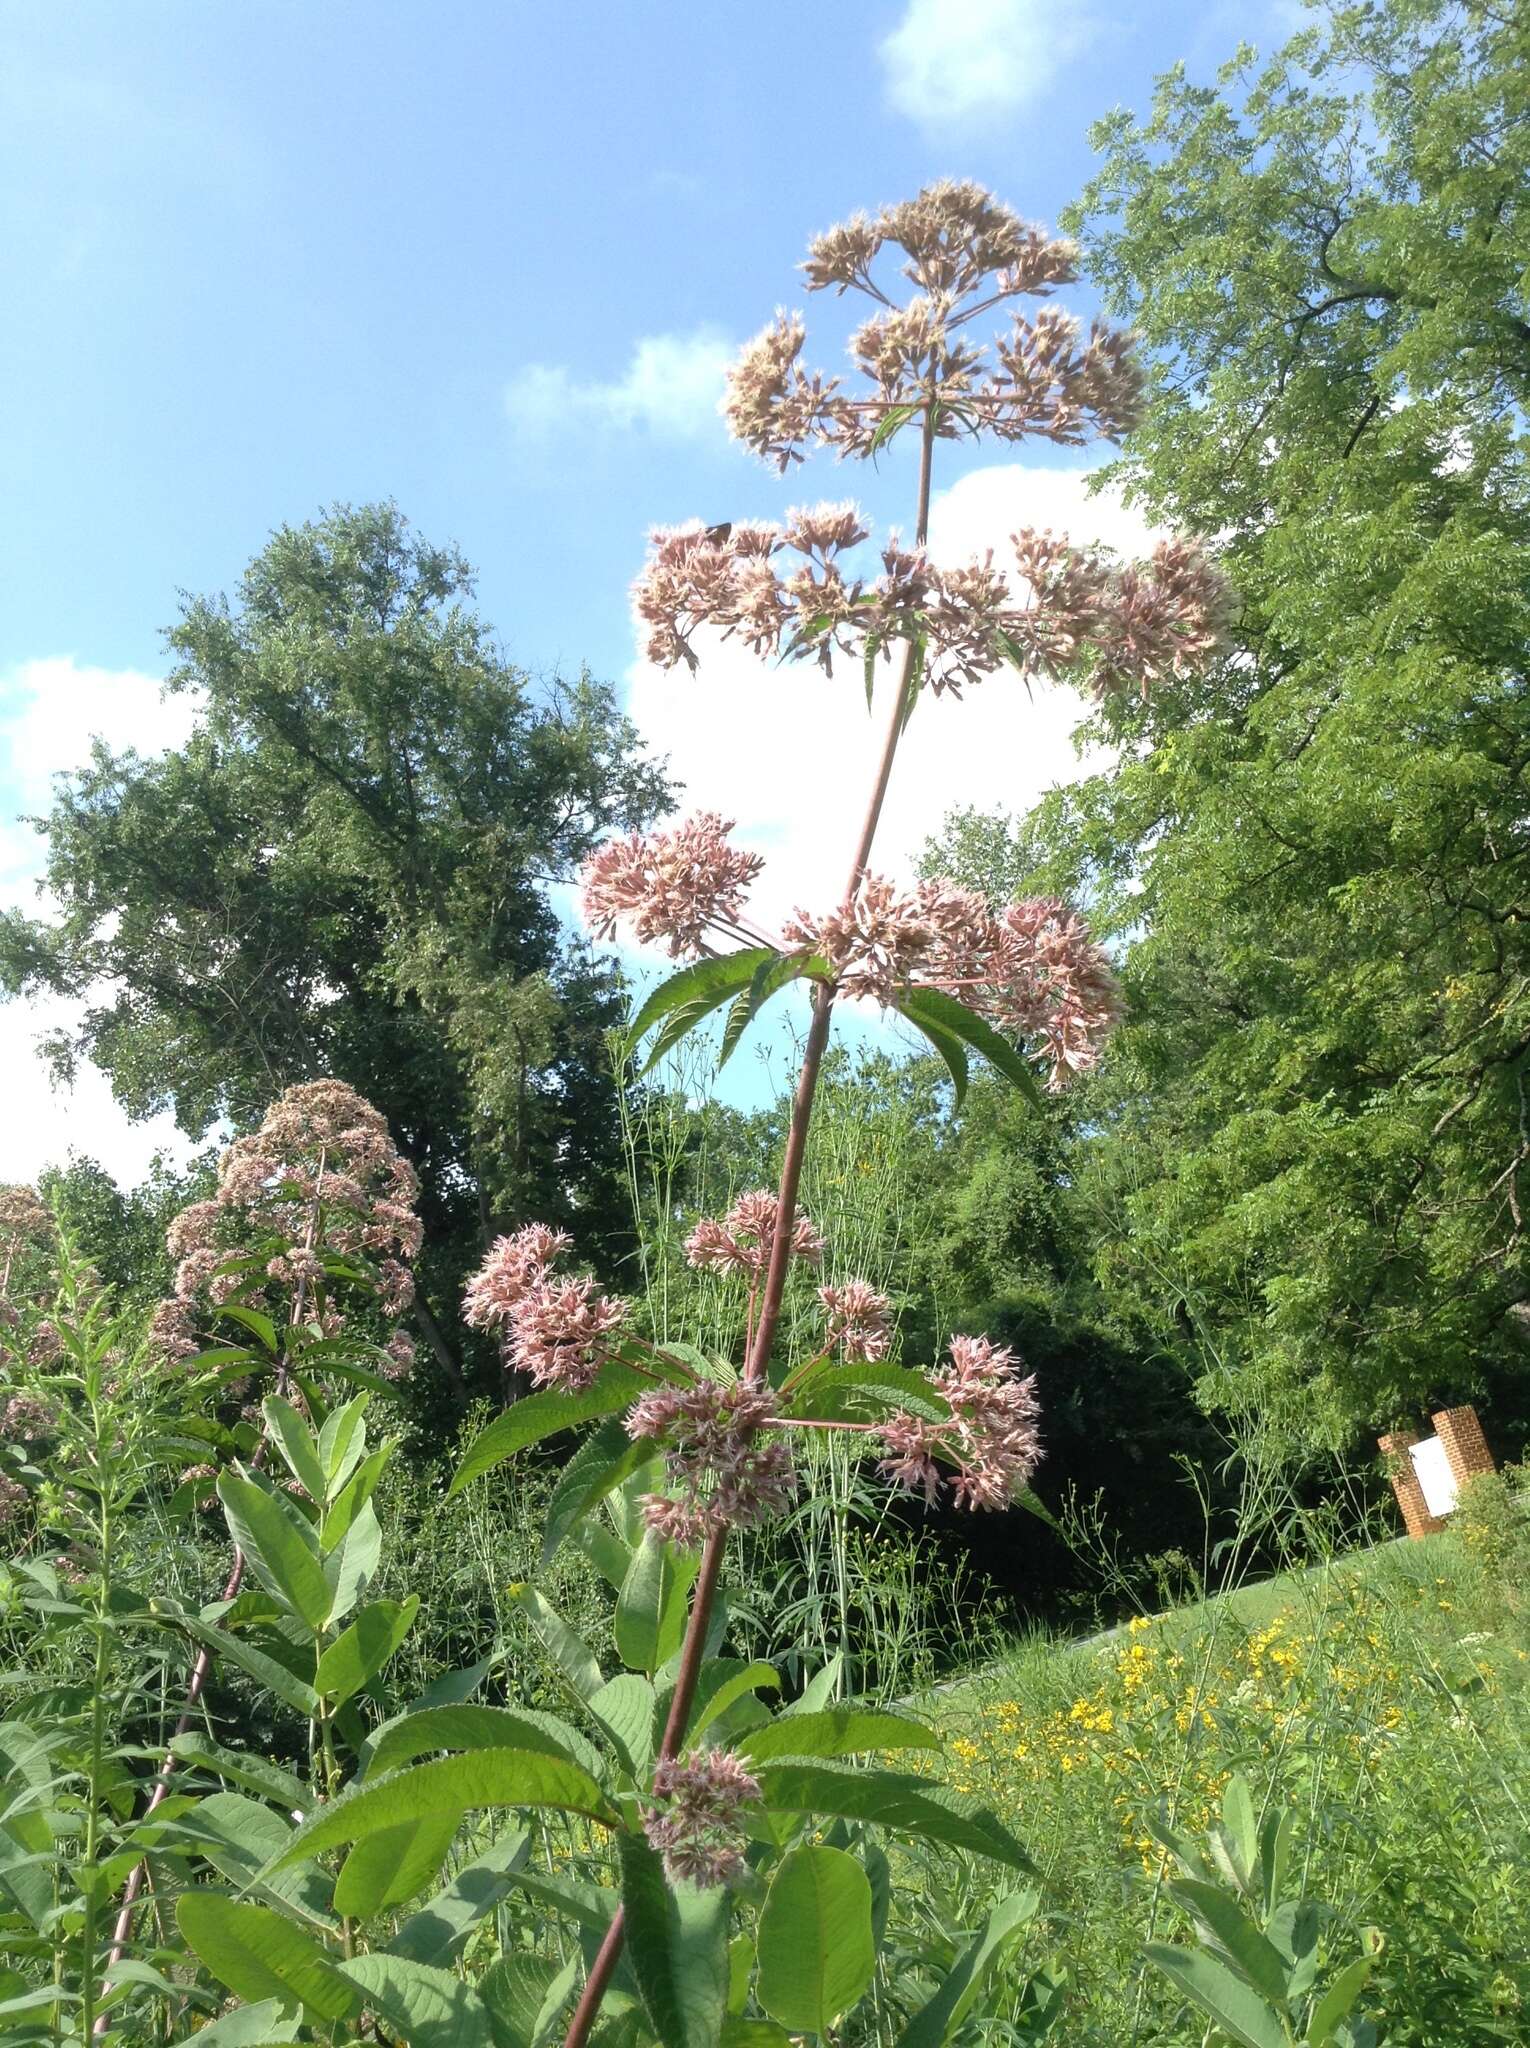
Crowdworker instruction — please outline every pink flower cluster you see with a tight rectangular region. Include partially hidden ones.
[462,1223,628,1392]
[631,511,1228,700]
[880,1333,1042,1511]
[626,1380,796,1547]
[683,1191,826,1281]
[151,1081,422,1370]
[643,1746,762,1887]
[578,812,764,959]
[788,878,1122,1088]
[721,182,1123,471]
[818,1280,893,1363]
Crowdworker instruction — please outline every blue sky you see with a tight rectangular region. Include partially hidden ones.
[0,0,1296,1181]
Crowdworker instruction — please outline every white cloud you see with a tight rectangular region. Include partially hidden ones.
[879,0,1096,131]
[626,460,1157,930]
[1,656,202,1184]
[505,327,734,441]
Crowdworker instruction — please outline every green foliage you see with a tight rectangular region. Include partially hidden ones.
[0,503,670,1390]
[930,0,1530,1448]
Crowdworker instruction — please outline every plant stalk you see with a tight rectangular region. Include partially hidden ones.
[562,406,938,2048]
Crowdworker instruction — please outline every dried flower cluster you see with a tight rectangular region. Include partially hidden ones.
[643,1746,762,1887]
[151,1081,422,1372]
[626,1380,797,1546]
[880,1334,1042,1510]
[463,1223,628,1391]
[632,510,1228,698]
[683,1190,826,1280]
[579,812,765,959]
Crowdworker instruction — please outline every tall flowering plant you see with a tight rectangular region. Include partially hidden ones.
[162,186,1230,2048]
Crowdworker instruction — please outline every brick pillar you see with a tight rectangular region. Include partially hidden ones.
[1431,1406,1496,1492]
[1378,1428,1447,1539]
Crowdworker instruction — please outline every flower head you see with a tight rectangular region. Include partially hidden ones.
[627,1380,796,1545]
[643,1746,762,1886]
[579,813,765,960]
[462,1223,574,1332]
[818,1280,893,1363]
[880,1333,1042,1511]
[683,1191,825,1280]
[508,1274,629,1392]
[151,1082,421,1371]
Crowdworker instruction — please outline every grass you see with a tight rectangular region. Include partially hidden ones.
[910,1531,1530,2046]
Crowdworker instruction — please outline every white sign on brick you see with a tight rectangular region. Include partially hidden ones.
[1408,1435,1459,1519]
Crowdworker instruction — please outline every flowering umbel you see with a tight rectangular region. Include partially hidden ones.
[626,1381,797,1546]
[463,1224,629,1391]
[881,1334,1042,1510]
[643,1747,762,1887]
[151,1081,422,1372]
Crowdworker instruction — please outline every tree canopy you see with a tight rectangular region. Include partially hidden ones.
[931,0,1530,1448]
[2,503,670,1381]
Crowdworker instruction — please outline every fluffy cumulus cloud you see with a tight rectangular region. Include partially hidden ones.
[505,327,735,441]
[1,656,201,1183]
[623,461,1157,933]
[878,0,1096,131]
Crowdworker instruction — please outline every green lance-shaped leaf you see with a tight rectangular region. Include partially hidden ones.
[756,1844,876,2036]
[1307,1956,1373,2048]
[215,1302,280,1354]
[181,1996,301,2044]
[585,1673,657,1778]
[681,1660,782,1747]
[785,1359,951,1425]
[319,1443,390,1553]
[894,1001,970,1107]
[167,1734,307,1812]
[624,947,779,1059]
[751,1761,1034,1872]
[618,1833,731,2048]
[335,1953,496,2048]
[1215,1774,1262,1898]
[449,1364,657,1496]
[260,1752,618,1879]
[1143,1943,1288,2048]
[317,1391,370,1495]
[507,1584,607,1700]
[163,1611,321,1717]
[388,1830,530,1969]
[481,1952,581,2048]
[324,1496,382,1625]
[334,1808,462,1917]
[738,1706,939,1766]
[175,1895,360,2025]
[542,1418,659,1566]
[262,1395,327,1504]
[896,987,1046,1107]
[1166,1878,1293,2007]
[314,1595,418,1705]
[895,1889,1038,2048]
[716,954,806,1074]
[365,1701,604,1782]
[614,1534,700,1674]
[214,1471,330,1632]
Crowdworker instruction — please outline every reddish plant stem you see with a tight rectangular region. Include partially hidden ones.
[564,409,937,2048]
